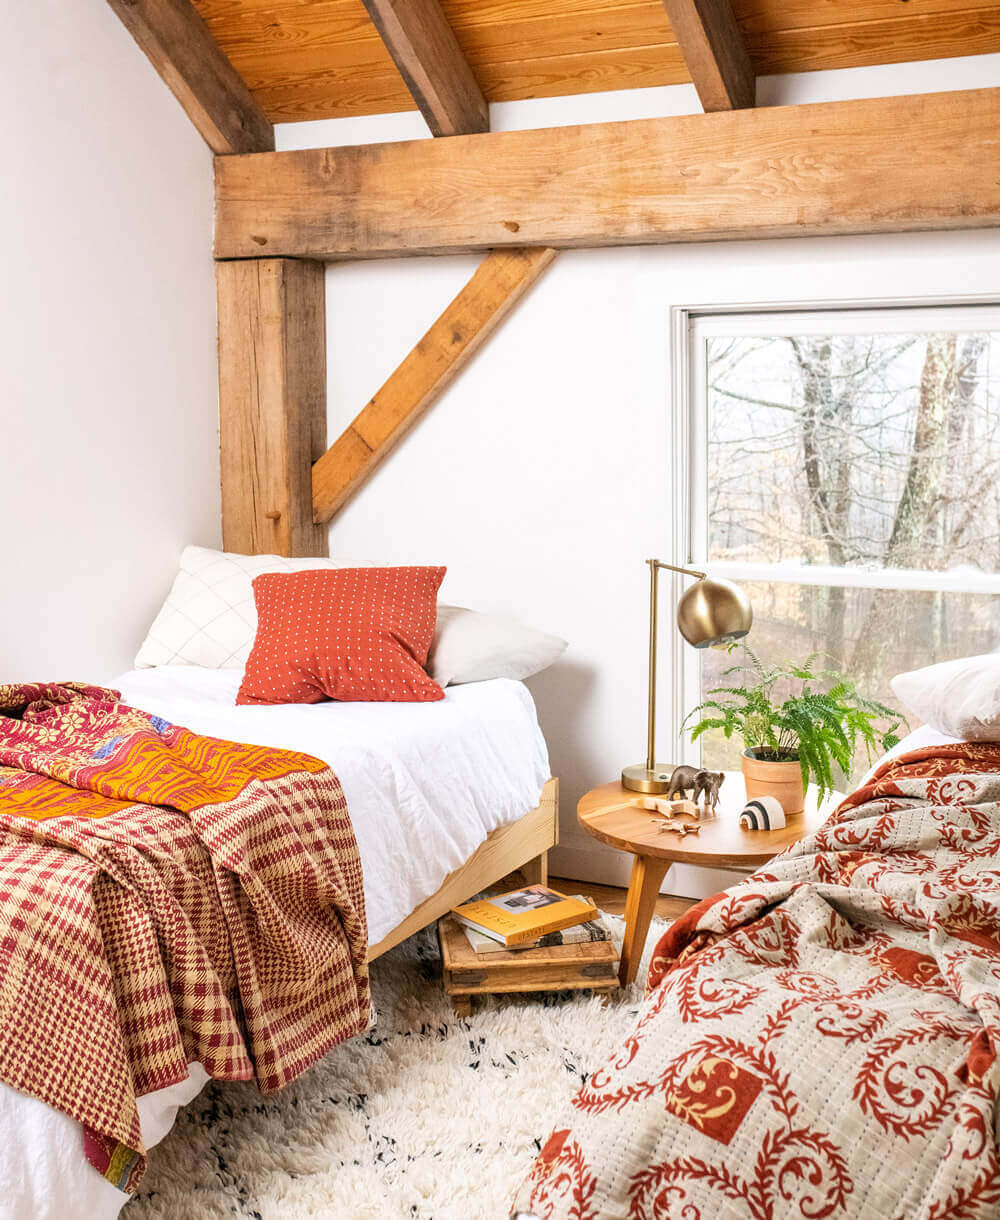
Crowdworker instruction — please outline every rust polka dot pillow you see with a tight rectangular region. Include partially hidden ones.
[237,567,447,706]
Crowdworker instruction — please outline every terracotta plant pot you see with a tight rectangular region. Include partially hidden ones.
[741,750,805,816]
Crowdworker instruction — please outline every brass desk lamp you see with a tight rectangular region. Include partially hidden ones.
[621,559,753,795]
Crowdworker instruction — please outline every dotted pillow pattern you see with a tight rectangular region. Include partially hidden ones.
[237,567,447,706]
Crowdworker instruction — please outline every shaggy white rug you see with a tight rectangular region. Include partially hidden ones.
[125,911,670,1220]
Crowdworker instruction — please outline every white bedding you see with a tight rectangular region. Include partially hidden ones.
[857,722,960,785]
[115,667,551,946]
[1,668,549,1220]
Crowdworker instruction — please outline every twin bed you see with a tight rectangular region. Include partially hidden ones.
[0,666,555,1220]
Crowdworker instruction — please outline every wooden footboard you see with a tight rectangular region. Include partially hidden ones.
[367,777,559,961]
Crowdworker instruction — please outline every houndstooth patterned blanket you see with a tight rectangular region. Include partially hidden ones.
[514,744,1000,1219]
[0,682,369,1193]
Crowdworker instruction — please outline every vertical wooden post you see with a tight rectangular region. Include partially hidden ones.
[217,258,328,557]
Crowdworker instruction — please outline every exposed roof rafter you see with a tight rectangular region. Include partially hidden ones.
[360,0,489,136]
[107,0,273,154]
[189,0,1000,126]
[662,0,755,111]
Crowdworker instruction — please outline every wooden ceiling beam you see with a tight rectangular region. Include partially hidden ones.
[214,86,1000,262]
[107,0,273,154]
[662,0,754,111]
[312,247,556,523]
[359,0,489,136]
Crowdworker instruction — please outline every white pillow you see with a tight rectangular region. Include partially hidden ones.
[427,605,567,686]
[134,545,354,669]
[136,549,567,687]
[891,653,1000,741]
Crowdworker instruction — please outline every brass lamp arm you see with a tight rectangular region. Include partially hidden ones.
[648,559,707,581]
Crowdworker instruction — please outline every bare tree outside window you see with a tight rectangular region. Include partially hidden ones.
[696,324,1000,782]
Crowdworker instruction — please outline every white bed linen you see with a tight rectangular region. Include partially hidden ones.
[1,669,549,1220]
[115,667,551,946]
[858,723,961,786]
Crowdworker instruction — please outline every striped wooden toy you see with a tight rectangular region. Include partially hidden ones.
[739,796,786,830]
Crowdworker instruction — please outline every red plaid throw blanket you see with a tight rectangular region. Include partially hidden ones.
[514,745,1000,1219]
[0,681,369,1193]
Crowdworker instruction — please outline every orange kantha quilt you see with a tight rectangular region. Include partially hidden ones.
[0,681,369,1193]
[515,744,1000,1219]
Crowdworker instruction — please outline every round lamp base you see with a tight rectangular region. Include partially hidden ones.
[621,762,678,795]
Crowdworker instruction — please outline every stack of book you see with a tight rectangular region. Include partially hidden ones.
[451,884,610,954]
[439,884,619,1013]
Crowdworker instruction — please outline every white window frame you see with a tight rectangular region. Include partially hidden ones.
[669,294,1000,765]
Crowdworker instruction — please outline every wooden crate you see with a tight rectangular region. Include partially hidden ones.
[438,915,619,1016]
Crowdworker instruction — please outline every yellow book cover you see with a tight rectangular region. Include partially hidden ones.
[451,886,598,947]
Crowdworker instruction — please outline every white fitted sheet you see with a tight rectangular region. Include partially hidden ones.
[0,669,549,1220]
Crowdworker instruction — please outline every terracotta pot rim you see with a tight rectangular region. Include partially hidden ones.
[742,748,800,764]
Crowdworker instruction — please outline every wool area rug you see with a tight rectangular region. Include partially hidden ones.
[125,912,670,1220]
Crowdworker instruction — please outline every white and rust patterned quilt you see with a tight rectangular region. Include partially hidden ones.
[0,681,369,1194]
[514,744,1000,1219]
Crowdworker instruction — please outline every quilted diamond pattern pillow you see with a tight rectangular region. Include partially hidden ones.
[237,567,446,705]
[134,546,359,670]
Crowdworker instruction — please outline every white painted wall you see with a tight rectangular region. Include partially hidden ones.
[279,55,1000,892]
[1,1,220,684]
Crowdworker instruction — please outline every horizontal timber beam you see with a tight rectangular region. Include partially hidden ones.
[108,0,273,154]
[215,87,1000,261]
[312,247,556,523]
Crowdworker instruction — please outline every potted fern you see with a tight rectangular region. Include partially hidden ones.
[683,649,904,813]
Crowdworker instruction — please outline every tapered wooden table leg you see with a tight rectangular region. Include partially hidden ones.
[618,855,670,987]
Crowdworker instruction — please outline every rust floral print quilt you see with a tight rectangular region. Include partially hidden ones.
[514,744,1000,1220]
[0,681,369,1194]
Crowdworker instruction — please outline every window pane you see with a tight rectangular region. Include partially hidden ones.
[696,581,1000,787]
[707,332,1000,574]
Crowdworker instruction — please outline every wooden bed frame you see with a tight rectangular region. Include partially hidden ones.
[367,777,558,960]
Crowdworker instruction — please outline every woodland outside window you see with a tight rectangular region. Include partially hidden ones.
[678,303,1000,784]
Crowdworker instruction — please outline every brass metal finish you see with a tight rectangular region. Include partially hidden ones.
[621,761,678,795]
[677,575,753,649]
[621,558,752,795]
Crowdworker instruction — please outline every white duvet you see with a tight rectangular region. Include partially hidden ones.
[1,668,550,1220]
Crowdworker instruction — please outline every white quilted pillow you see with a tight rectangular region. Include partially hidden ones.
[134,546,355,669]
[891,653,1000,741]
[136,548,569,687]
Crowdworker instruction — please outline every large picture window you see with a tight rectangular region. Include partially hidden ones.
[679,304,1000,784]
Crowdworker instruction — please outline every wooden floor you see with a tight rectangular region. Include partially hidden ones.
[550,876,696,921]
[500,870,696,921]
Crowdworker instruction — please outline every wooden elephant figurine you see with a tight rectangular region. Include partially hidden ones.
[693,769,725,814]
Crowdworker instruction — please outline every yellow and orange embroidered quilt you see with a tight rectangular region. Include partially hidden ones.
[0,681,369,1193]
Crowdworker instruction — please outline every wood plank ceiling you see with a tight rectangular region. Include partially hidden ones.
[189,0,1000,124]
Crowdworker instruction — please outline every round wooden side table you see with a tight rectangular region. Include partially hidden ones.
[578,774,838,986]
